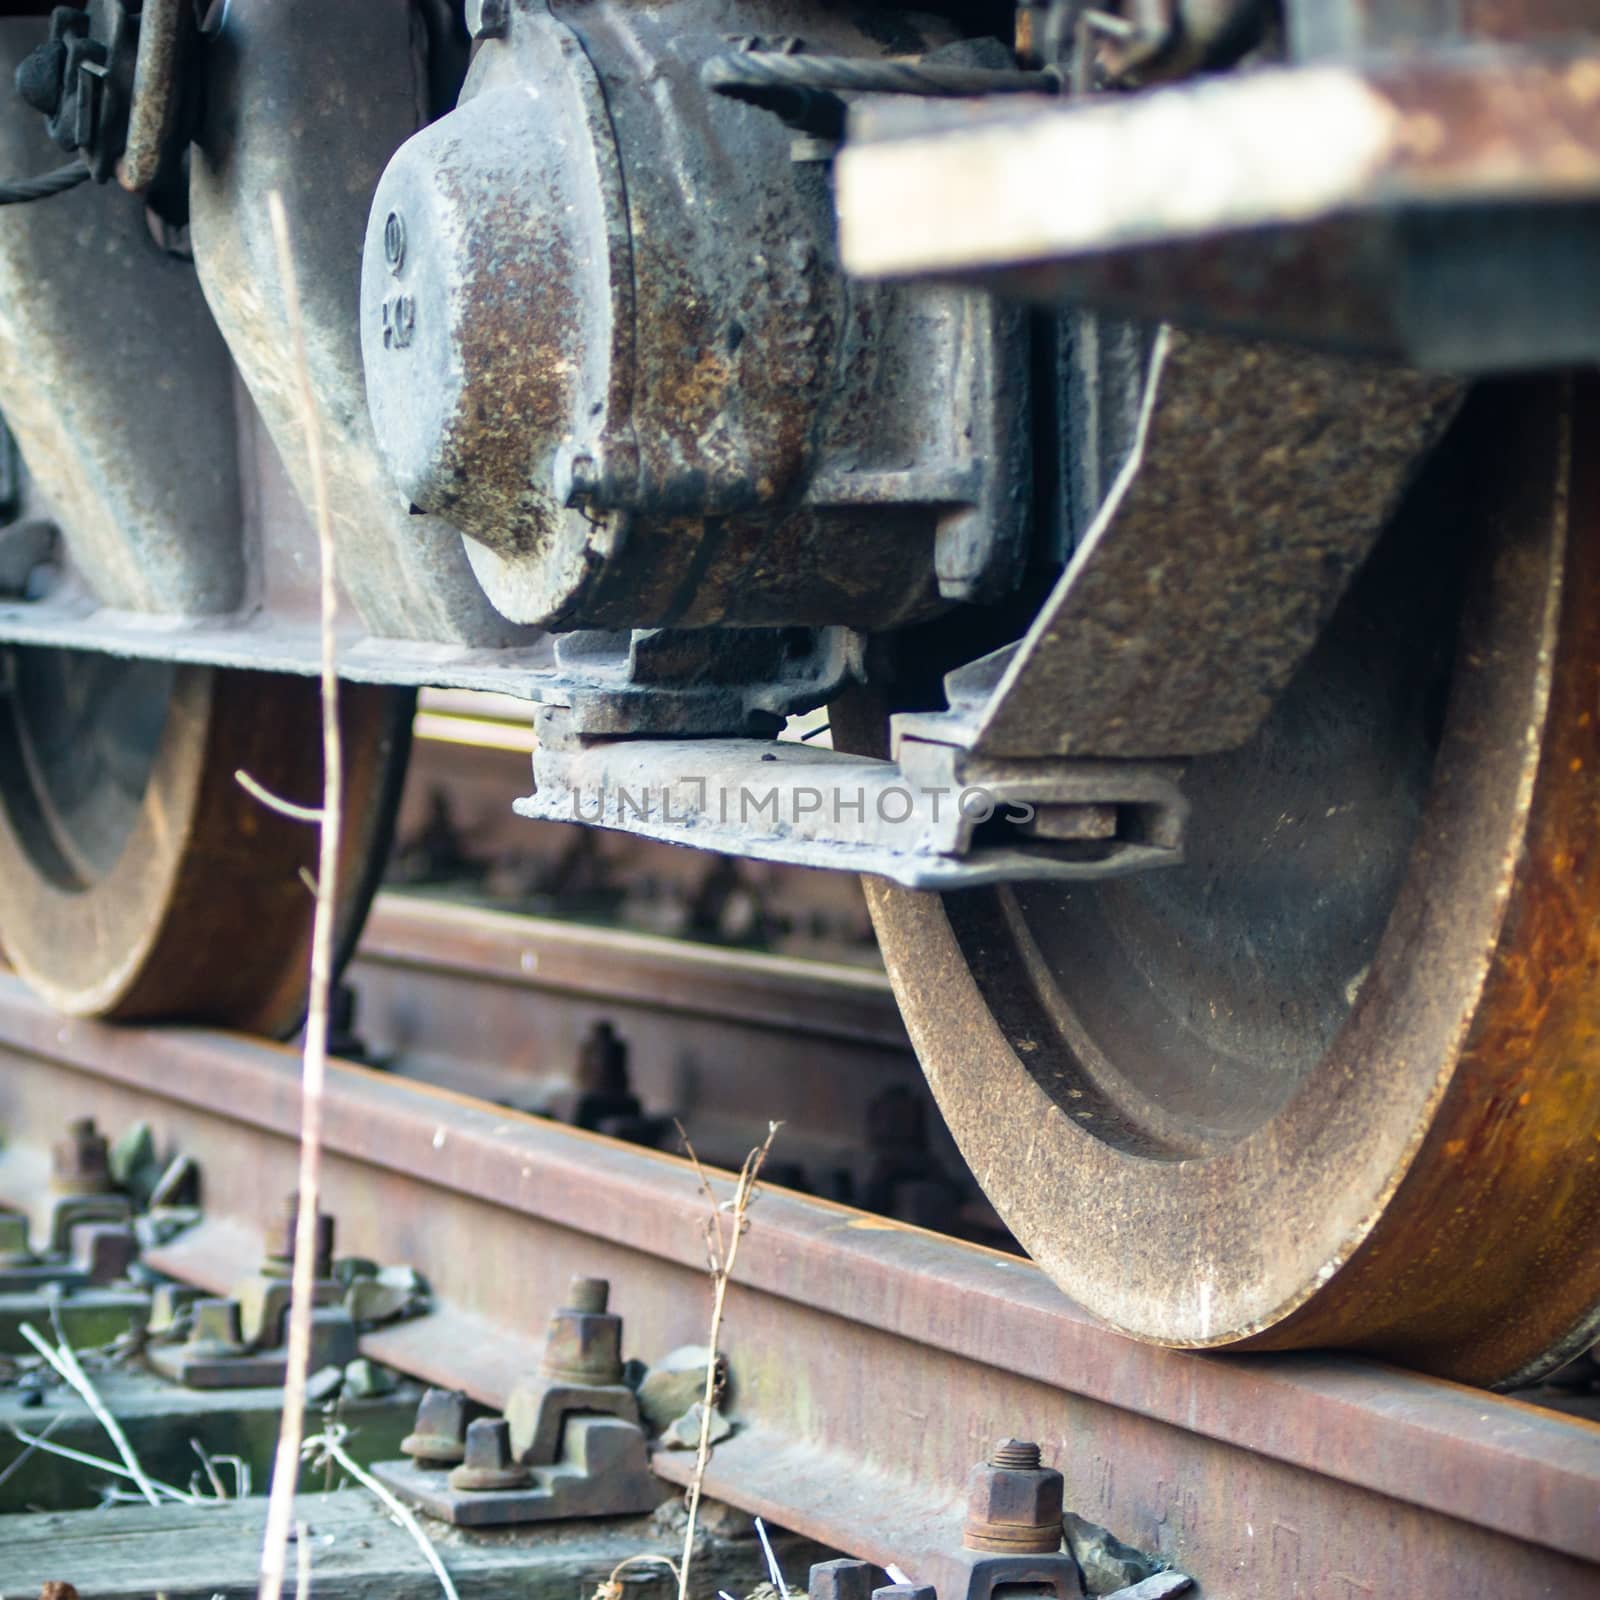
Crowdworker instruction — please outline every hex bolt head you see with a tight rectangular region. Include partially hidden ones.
[962,1438,1064,1555]
[402,1387,471,1466]
[51,1117,111,1195]
[448,1417,532,1491]
[809,1560,875,1600]
[540,1276,623,1384]
[265,1192,335,1280]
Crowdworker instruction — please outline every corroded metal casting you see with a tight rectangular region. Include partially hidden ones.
[361,0,1027,627]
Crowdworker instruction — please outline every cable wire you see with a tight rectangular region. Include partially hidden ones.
[703,52,1059,99]
[0,161,90,206]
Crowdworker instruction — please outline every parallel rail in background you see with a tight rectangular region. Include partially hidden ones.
[348,893,932,1189]
[0,901,1594,1599]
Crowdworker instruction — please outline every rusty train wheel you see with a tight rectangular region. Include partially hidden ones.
[0,656,412,1035]
[850,381,1600,1385]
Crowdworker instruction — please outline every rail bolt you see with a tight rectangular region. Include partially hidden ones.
[263,1192,336,1281]
[961,1438,1064,1555]
[402,1387,471,1466]
[448,1417,533,1492]
[51,1117,111,1195]
[809,1561,876,1600]
[539,1275,624,1386]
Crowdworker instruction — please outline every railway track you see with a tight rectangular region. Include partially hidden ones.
[0,895,1596,1597]
[0,3,1597,1594]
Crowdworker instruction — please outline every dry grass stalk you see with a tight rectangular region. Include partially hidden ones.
[675,1120,782,1600]
[294,1517,312,1600]
[8,1421,194,1504]
[256,186,346,1600]
[303,1424,461,1600]
[234,769,325,825]
[193,1437,228,1501]
[589,1552,683,1600]
[754,1517,789,1599]
[0,1412,63,1491]
[18,1321,161,1506]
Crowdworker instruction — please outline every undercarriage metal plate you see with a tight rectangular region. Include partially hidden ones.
[836,45,1600,371]
[518,734,1187,888]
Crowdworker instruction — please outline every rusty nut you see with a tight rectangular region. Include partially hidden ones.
[539,1276,623,1385]
[448,1417,532,1492]
[962,1440,1064,1554]
[50,1117,111,1195]
[402,1387,471,1466]
[263,1192,336,1280]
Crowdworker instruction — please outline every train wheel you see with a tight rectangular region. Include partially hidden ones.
[850,381,1600,1386]
[0,654,411,1035]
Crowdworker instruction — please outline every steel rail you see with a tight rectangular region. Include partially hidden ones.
[349,895,925,1181]
[357,893,908,1052]
[0,974,1594,1598]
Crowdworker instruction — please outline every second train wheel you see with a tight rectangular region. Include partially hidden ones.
[848,381,1600,1386]
[0,654,412,1035]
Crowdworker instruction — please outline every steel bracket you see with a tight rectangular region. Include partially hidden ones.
[519,712,1187,888]
[33,1192,131,1259]
[890,330,1460,760]
[811,1552,1086,1600]
[508,1375,641,1463]
[147,1294,358,1390]
[941,1551,1082,1600]
[0,1213,136,1293]
[540,627,864,739]
[374,1412,661,1528]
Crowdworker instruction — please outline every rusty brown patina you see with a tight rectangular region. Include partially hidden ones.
[0,989,1593,1592]
[0,670,410,1031]
[853,379,1600,1387]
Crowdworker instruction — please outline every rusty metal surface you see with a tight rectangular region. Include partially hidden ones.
[0,671,411,1030]
[895,328,1459,759]
[187,0,526,647]
[0,589,564,687]
[362,0,1026,629]
[115,0,183,193]
[348,895,989,1217]
[1288,0,1599,55]
[518,730,1187,887]
[0,995,1594,1596]
[836,45,1600,370]
[0,19,242,615]
[356,895,907,1052]
[857,379,1600,1385]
